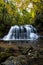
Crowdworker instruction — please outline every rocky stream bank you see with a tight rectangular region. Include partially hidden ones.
[0,41,43,65]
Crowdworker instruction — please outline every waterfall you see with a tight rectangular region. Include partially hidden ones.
[3,25,39,41]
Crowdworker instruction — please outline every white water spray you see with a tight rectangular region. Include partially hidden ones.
[3,25,39,41]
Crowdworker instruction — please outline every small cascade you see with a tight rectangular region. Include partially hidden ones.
[3,25,39,41]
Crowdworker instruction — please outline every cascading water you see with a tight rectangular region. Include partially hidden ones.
[3,25,39,41]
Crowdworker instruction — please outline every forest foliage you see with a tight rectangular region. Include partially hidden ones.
[0,0,43,37]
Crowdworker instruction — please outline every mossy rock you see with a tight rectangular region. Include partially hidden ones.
[0,52,12,63]
[18,46,33,55]
[5,47,15,53]
[0,47,5,52]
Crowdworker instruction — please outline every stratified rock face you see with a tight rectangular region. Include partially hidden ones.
[3,25,38,41]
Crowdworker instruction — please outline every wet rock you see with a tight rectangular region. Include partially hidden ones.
[17,55,28,64]
[0,44,43,65]
[18,46,33,55]
[0,47,5,52]
[0,52,13,63]
[5,47,15,53]
[1,56,17,65]
[1,55,28,65]
[1,54,43,65]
